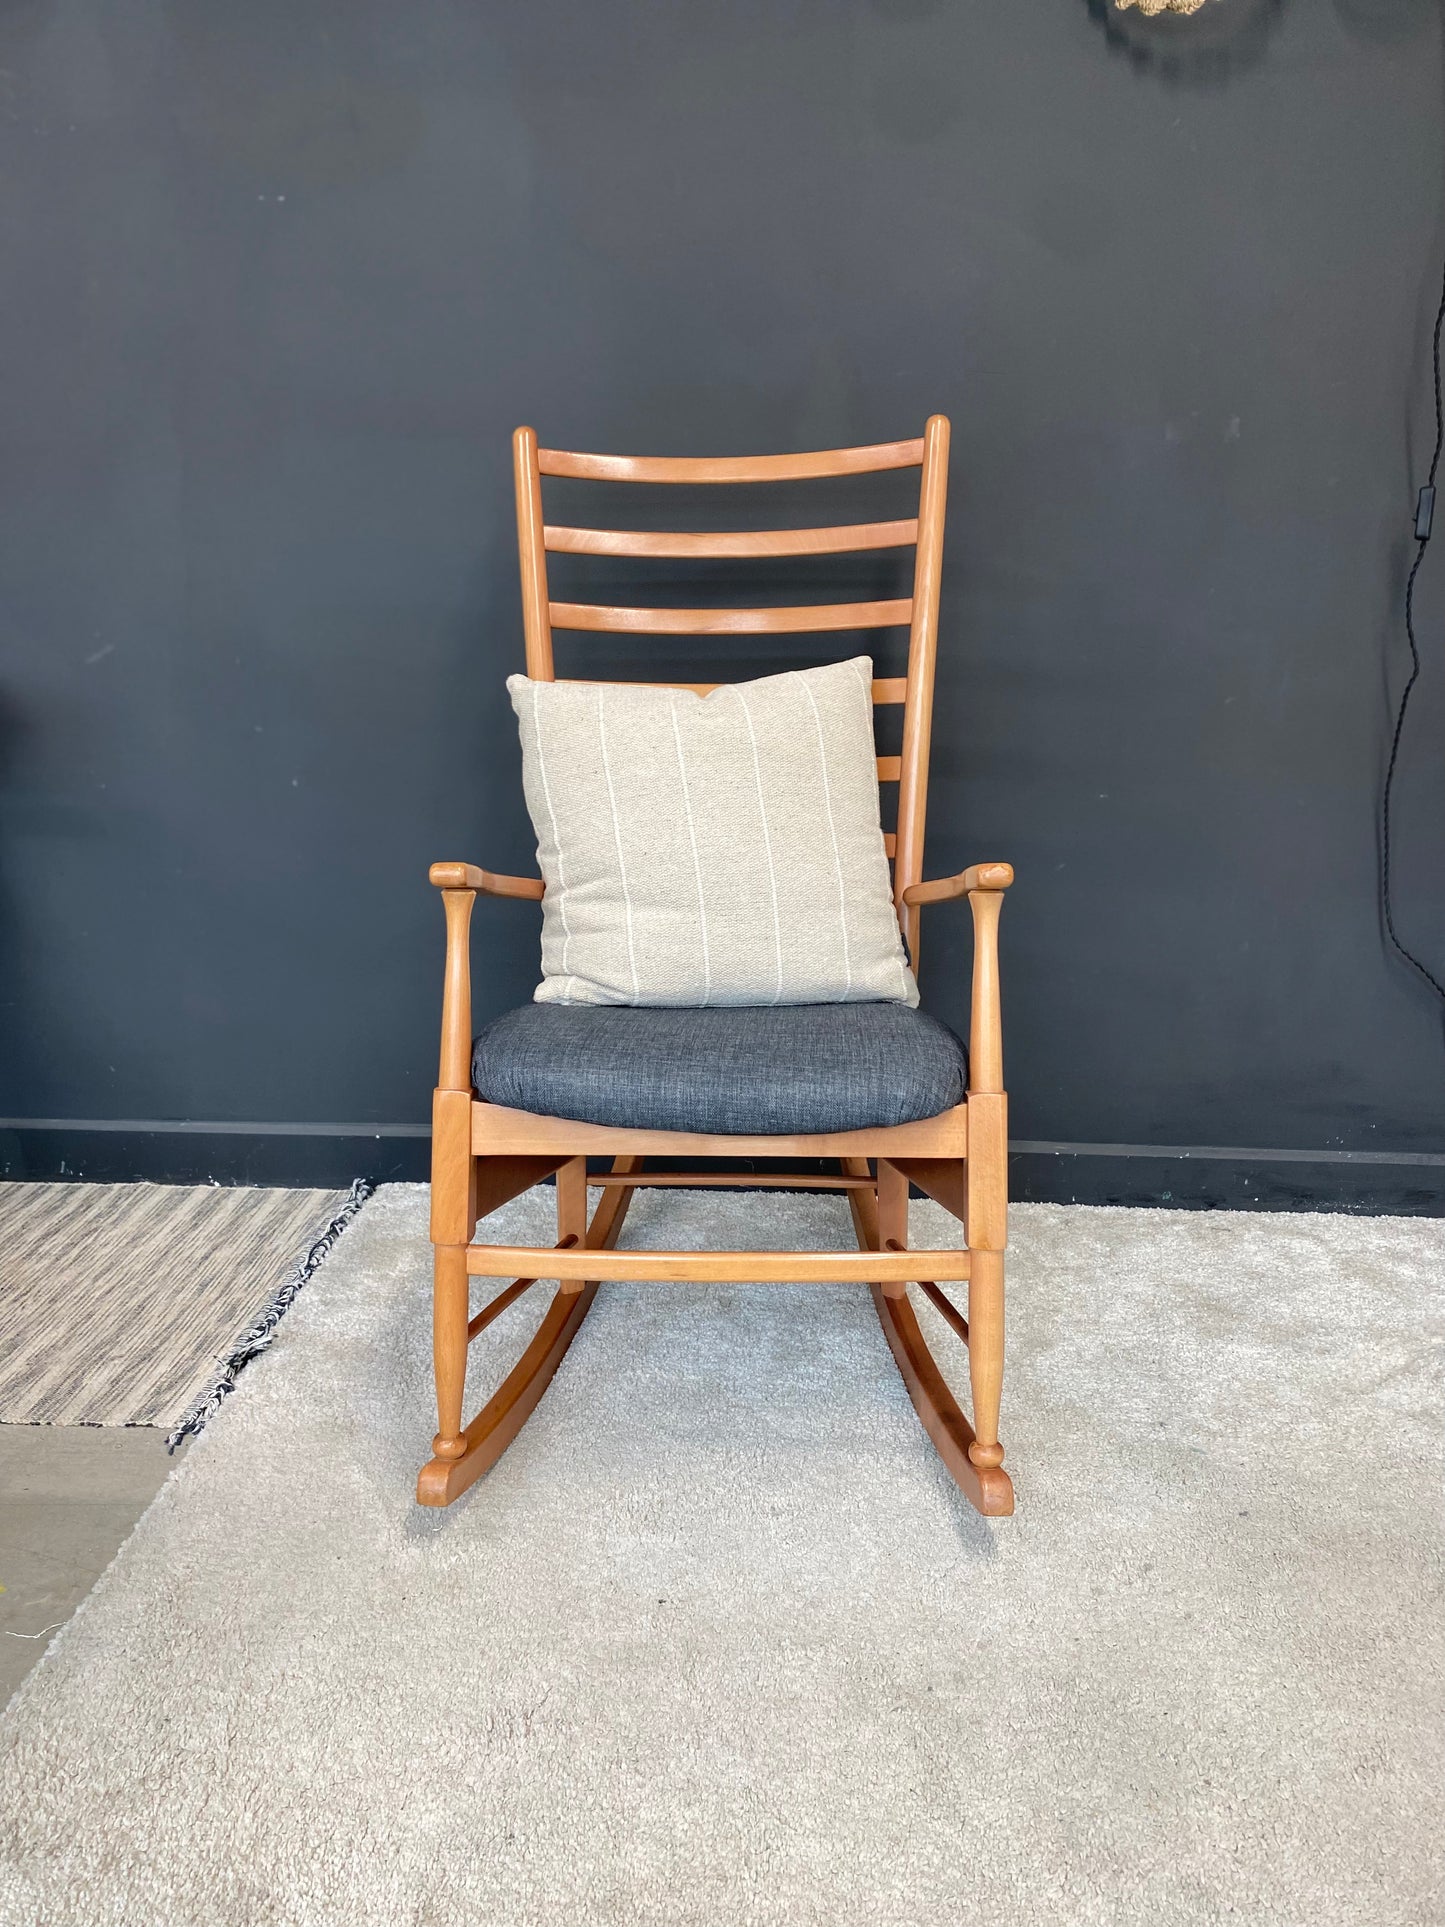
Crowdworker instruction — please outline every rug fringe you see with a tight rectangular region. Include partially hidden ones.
[165,1178,375,1451]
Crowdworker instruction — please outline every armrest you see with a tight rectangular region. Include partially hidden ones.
[429,861,544,900]
[902,860,1013,1095]
[901,862,1013,906]
[428,860,543,1094]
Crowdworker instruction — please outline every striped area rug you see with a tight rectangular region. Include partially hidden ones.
[0,1182,357,1431]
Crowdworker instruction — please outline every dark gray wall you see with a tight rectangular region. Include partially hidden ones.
[2,0,1443,1204]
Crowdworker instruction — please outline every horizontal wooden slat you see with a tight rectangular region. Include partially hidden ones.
[537,439,924,483]
[465,1245,970,1284]
[542,519,918,558]
[549,598,912,636]
[877,756,901,783]
[472,1099,966,1160]
[556,677,910,705]
[883,832,897,857]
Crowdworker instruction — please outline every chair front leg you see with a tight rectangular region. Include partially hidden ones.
[429,880,479,1465]
[966,1249,1005,1472]
[432,1243,470,1462]
[430,1089,478,1464]
[965,877,1009,1481]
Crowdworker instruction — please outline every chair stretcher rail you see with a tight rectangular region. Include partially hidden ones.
[463,1245,970,1284]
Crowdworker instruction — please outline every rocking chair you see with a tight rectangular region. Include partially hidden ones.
[420,415,1016,1515]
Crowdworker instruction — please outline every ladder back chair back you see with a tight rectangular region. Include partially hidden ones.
[422,415,1017,1518]
[516,417,949,963]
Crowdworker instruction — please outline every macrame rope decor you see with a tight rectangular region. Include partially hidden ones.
[1116,0,1210,13]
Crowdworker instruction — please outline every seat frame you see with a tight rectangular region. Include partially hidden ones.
[419,415,1016,1516]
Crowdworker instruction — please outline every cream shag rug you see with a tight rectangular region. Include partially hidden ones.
[0,1185,1441,1926]
[0,1182,355,1430]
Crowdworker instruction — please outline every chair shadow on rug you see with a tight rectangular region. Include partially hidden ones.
[420,416,1017,1517]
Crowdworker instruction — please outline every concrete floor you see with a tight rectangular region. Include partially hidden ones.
[0,1424,182,1707]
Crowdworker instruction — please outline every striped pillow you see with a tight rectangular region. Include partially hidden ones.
[509,657,918,1008]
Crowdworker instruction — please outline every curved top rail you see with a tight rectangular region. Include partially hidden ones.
[535,438,925,484]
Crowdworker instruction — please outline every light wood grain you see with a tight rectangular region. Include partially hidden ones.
[466,1272,541,1342]
[464,1244,970,1284]
[585,1154,642,1253]
[876,1159,910,1301]
[918,1280,970,1349]
[902,862,1014,905]
[430,1243,470,1464]
[536,438,924,483]
[419,1280,599,1503]
[557,677,908,704]
[555,1156,588,1265]
[870,1284,1012,1515]
[514,427,554,678]
[966,1249,1006,1473]
[543,519,919,558]
[428,1089,476,1246]
[471,1099,967,1161]
[965,1093,1007,1253]
[840,1156,880,1253]
[417,1157,641,1507]
[473,1155,566,1225]
[968,890,1006,1098]
[435,892,475,1091]
[587,1171,871,1190]
[887,1156,967,1225]
[549,598,911,636]
[893,414,950,964]
[430,862,544,900]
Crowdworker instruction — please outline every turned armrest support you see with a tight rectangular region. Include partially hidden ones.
[429,861,544,899]
[429,861,544,1092]
[902,861,1012,1096]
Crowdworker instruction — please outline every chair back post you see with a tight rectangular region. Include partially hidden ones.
[893,412,950,967]
[513,426,554,679]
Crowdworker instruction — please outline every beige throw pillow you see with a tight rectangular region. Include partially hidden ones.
[509,657,918,1008]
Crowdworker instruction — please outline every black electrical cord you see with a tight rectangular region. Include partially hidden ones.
[1380,254,1445,1008]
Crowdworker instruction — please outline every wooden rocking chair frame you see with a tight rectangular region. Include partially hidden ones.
[419,414,1016,1515]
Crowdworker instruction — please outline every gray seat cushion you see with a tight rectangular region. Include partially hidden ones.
[472,1003,968,1135]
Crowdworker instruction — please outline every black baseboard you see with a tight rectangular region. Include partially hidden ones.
[1,1122,1441,1214]
[1008,1146,1445,1216]
[0,1124,430,1189]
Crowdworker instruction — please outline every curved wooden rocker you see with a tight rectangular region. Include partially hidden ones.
[418,1155,637,1506]
[845,1154,1014,1517]
[872,1286,1013,1514]
[417,417,1017,1515]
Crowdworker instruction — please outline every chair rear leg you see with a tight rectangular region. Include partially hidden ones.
[876,1159,909,1297]
[556,1156,588,1279]
[841,1156,879,1249]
